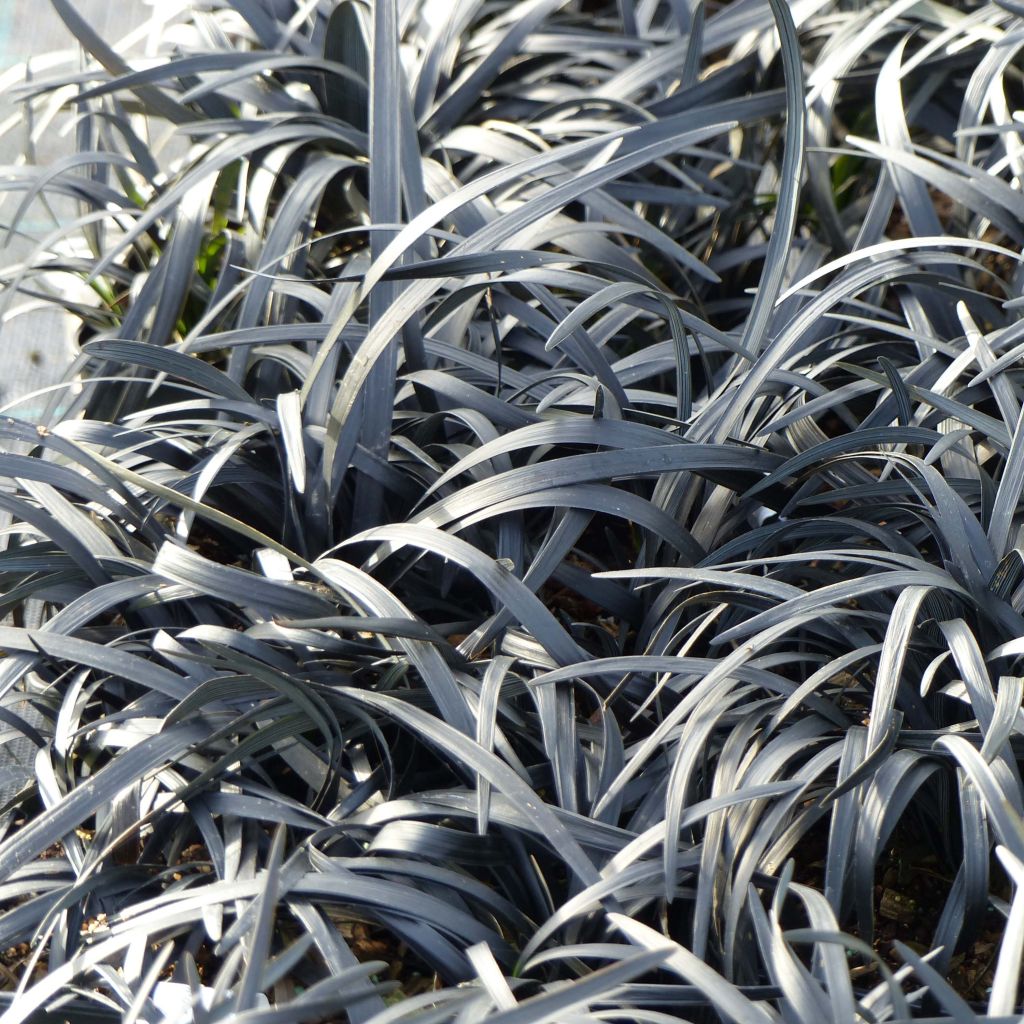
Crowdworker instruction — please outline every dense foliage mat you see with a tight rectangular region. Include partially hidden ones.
[3,0,1024,1020]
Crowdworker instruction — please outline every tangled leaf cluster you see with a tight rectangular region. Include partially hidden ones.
[1,0,1024,1021]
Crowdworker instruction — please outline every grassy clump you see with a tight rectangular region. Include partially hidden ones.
[0,0,1023,1021]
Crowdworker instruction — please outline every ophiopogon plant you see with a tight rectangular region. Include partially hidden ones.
[0,1,1023,1021]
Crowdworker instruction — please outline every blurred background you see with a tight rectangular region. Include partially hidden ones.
[0,1,143,420]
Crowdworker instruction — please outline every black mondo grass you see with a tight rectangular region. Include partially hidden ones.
[3,0,1024,1021]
